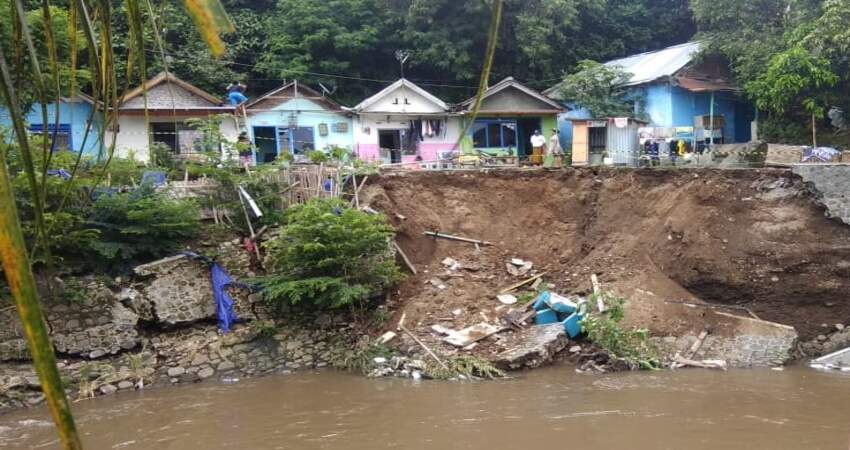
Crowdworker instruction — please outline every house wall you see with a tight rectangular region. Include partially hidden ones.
[480,88,557,111]
[556,104,592,150]
[0,100,102,157]
[363,86,446,115]
[353,114,462,164]
[107,114,239,163]
[248,98,354,155]
[122,84,218,109]
[459,115,558,156]
[635,83,751,143]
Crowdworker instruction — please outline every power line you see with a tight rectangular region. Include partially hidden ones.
[143,48,480,90]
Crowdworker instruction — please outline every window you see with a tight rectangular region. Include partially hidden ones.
[471,119,517,148]
[29,123,73,151]
[472,122,488,147]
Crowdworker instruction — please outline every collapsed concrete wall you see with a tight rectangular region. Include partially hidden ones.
[792,165,850,226]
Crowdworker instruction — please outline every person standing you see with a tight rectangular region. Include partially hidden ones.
[530,130,546,166]
[227,81,249,115]
[548,128,564,167]
[236,131,253,166]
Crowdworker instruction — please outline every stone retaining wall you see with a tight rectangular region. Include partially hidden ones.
[656,313,798,368]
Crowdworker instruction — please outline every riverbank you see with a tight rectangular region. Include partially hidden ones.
[3,166,850,413]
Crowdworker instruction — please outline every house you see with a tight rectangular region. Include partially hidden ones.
[351,78,462,165]
[546,42,754,153]
[458,77,564,160]
[245,81,354,164]
[107,72,238,163]
[0,95,103,157]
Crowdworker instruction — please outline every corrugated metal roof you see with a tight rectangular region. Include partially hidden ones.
[605,42,702,86]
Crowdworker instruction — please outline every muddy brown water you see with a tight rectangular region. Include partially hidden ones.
[1,367,848,449]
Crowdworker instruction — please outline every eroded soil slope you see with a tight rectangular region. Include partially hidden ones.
[363,168,850,349]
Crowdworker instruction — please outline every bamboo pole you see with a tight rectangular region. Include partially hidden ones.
[0,144,83,449]
[424,231,493,246]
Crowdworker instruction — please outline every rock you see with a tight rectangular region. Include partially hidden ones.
[88,349,106,359]
[99,384,118,395]
[167,367,186,377]
[494,324,568,370]
[26,394,45,406]
[197,367,215,379]
[837,324,845,331]
[569,345,582,353]
[190,354,210,366]
[217,361,236,371]
[117,381,134,390]
[818,335,828,342]
[497,294,518,305]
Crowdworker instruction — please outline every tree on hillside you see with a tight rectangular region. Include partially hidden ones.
[691,0,850,143]
[557,60,635,118]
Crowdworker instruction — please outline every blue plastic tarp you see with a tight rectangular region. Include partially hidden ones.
[141,171,167,187]
[181,251,243,333]
[211,263,239,333]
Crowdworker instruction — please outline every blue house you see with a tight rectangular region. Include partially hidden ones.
[0,95,103,157]
[246,81,354,164]
[546,42,754,152]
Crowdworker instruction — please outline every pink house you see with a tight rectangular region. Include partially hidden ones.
[351,79,462,165]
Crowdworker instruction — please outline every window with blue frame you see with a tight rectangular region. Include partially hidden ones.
[29,123,73,151]
[471,119,517,148]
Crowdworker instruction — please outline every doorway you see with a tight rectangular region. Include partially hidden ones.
[379,129,402,164]
[252,126,277,164]
[517,118,541,157]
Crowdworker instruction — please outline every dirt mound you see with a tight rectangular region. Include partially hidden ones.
[362,168,850,358]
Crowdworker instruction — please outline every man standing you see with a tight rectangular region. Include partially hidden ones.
[530,129,546,165]
[548,128,564,167]
[227,81,249,115]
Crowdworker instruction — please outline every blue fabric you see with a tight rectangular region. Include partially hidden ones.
[141,171,167,187]
[47,169,72,180]
[229,92,248,106]
[211,263,239,333]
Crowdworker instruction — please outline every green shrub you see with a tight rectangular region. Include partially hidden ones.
[581,293,661,370]
[85,185,200,267]
[306,150,329,163]
[260,198,402,311]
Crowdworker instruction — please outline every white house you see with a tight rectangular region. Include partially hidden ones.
[351,78,462,165]
[107,72,239,163]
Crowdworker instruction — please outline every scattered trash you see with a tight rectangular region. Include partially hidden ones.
[428,278,446,290]
[497,294,518,305]
[377,331,397,344]
[373,357,388,364]
[569,345,582,353]
[506,259,533,277]
[452,308,463,317]
[810,346,850,372]
[435,322,504,347]
[671,356,728,371]
[442,257,461,271]
[530,291,587,338]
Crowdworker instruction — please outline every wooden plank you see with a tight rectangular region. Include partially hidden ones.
[499,272,548,294]
[393,241,417,275]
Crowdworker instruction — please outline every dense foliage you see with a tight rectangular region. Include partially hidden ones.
[692,0,850,142]
[261,198,402,311]
[2,0,697,106]
[582,293,661,370]
[3,136,201,272]
[86,185,200,266]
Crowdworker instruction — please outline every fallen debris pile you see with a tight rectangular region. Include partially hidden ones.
[362,168,850,369]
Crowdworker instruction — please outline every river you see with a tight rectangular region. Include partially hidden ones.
[1,366,848,449]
